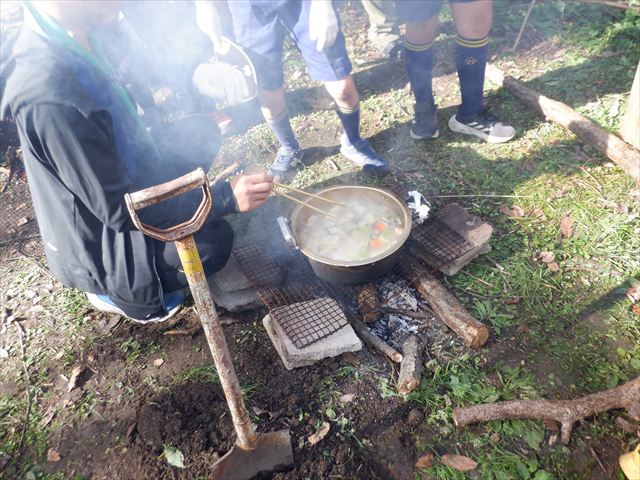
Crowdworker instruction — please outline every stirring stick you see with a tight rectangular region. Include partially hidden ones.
[275,191,337,218]
[273,182,345,207]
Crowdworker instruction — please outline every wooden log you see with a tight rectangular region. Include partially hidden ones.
[347,313,403,363]
[486,64,640,182]
[398,258,489,348]
[397,335,424,395]
[453,376,640,444]
[357,283,380,323]
[620,62,640,149]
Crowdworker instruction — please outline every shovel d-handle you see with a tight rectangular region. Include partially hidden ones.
[124,168,212,242]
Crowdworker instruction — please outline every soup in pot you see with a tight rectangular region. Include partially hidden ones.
[297,195,405,262]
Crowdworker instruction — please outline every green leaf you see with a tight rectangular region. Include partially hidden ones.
[606,375,619,389]
[630,357,640,371]
[163,445,185,469]
[523,428,545,451]
[325,408,336,420]
[533,470,555,480]
[616,347,627,357]
[515,459,531,479]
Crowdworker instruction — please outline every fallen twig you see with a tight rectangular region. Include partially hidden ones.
[575,0,640,12]
[427,194,532,199]
[511,0,536,51]
[347,313,403,363]
[453,376,640,443]
[9,321,31,471]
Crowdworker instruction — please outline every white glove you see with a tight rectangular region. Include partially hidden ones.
[308,0,339,52]
[192,62,250,106]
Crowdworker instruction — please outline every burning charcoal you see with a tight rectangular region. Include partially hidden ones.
[356,283,380,323]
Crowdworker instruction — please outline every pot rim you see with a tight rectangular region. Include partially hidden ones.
[289,185,412,268]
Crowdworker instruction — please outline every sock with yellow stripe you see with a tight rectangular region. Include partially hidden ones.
[455,34,489,118]
[336,104,361,146]
[403,39,434,105]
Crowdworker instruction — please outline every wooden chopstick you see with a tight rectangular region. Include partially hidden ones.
[273,182,345,207]
[275,191,336,218]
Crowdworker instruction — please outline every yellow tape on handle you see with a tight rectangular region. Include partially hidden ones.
[178,246,203,274]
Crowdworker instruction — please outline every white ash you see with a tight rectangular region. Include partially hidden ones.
[367,276,429,349]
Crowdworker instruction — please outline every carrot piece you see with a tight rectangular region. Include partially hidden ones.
[369,238,382,249]
[374,222,386,232]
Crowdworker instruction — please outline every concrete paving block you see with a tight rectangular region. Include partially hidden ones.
[210,254,252,293]
[263,314,362,370]
[436,203,493,276]
[208,278,262,312]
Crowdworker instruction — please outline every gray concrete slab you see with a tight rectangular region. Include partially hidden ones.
[263,312,362,370]
[208,278,262,312]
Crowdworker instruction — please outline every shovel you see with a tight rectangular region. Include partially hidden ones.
[124,168,293,479]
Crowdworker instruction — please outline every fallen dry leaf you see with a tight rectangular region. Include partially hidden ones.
[547,262,560,272]
[441,454,478,471]
[632,304,640,315]
[531,208,545,218]
[152,358,165,367]
[252,406,268,416]
[615,203,629,214]
[47,449,61,462]
[504,296,521,305]
[339,393,355,404]
[539,251,555,263]
[499,204,525,218]
[415,453,434,469]
[560,216,574,238]
[626,285,640,304]
[17,217,29,226]
[67,365,85,392]
[308,422,330,446]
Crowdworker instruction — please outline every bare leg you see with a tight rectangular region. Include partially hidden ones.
[450,0,492,39]
[323,75,359,110]
[258,87,286,121]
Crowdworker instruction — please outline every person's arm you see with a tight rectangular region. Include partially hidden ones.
[23,103,137,231]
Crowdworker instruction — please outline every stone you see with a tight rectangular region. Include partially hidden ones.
[210,254,252,293]
[263,314,362,370]
[435,203,493,276]
[208,279,261,312]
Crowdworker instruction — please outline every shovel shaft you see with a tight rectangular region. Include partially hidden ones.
[175,236,257,450]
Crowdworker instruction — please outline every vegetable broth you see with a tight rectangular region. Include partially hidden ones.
[298,196,405,262]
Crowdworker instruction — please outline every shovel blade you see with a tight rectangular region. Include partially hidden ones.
[212,430,293,480]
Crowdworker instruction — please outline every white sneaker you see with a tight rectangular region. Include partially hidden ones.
[86,292,183,324]
[448,110,516,144]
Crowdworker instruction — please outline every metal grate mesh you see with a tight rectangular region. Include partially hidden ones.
[408,217,475,269]
[271,297,348,349]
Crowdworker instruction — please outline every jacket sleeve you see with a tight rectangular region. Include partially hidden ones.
[21,103,238,232]
[22,103,137,231]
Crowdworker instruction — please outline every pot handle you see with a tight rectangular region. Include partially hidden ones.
[277,216,297,248]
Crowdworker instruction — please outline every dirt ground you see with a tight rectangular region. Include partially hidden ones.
[1,2,639,480]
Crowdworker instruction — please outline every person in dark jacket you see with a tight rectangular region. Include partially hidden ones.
[0,1,273,322]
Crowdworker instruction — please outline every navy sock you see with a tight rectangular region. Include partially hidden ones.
[266,108,300,151]
[403,39,434,105]
[336,104,361,145]
[455,34,489,119]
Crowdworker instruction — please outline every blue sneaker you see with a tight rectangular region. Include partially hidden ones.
[268,147,304,183]
[339,135,391,177]
[86,291,184,324]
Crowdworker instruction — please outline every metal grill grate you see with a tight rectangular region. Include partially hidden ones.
[408,217,474,269]
[271,297,348,349]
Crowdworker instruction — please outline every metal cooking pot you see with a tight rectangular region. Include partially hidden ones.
[279,186,412,285]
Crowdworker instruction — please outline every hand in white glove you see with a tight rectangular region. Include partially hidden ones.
[192,62,250,106]
[308,0,339,52]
